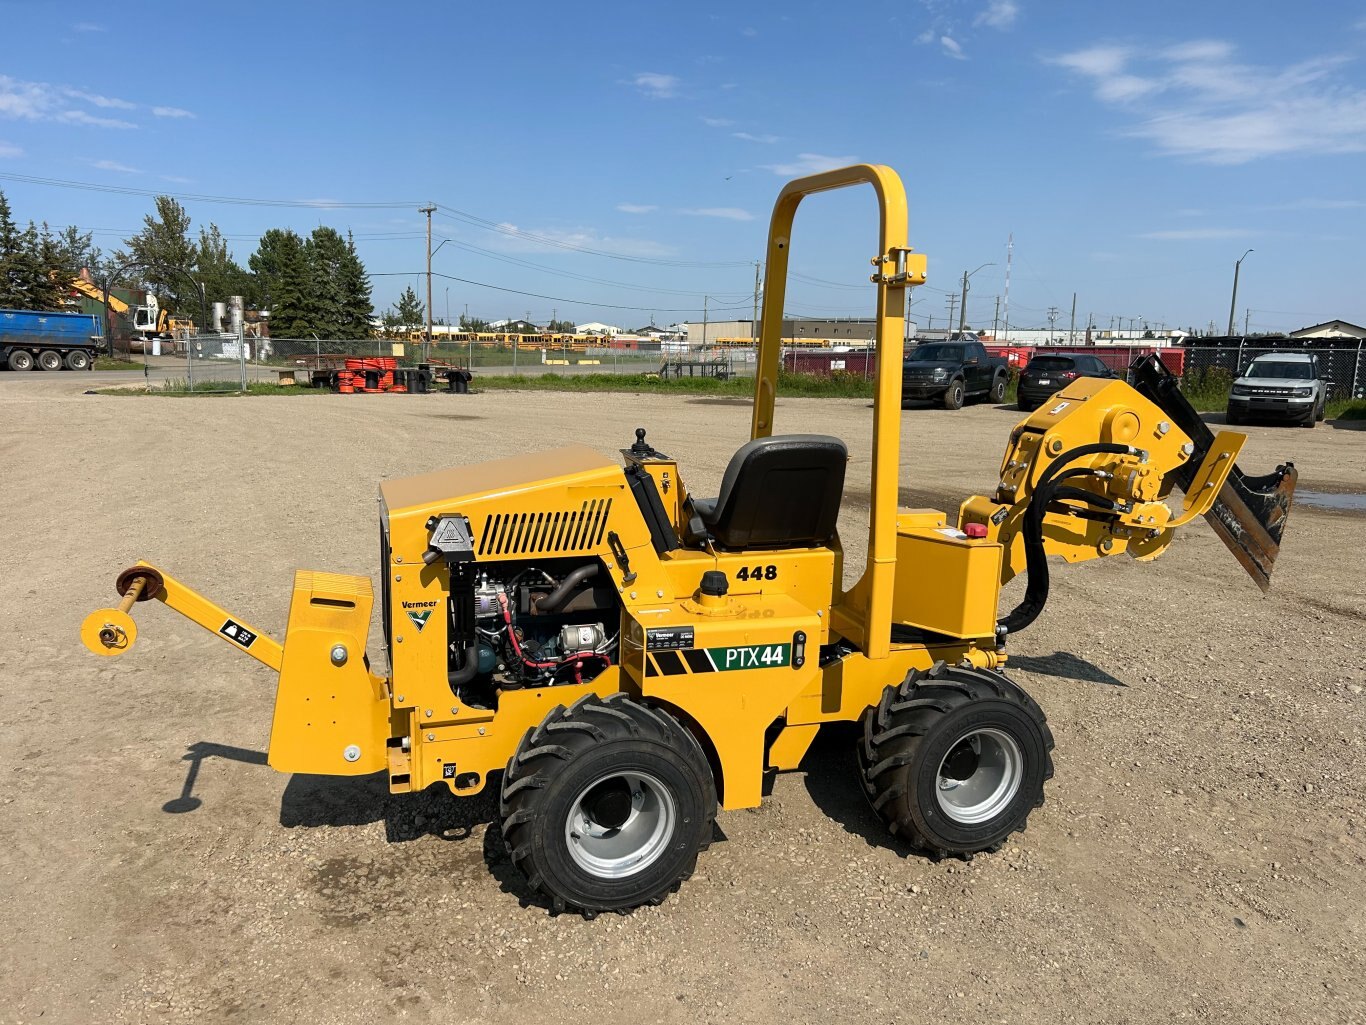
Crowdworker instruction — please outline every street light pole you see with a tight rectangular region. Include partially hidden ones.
[420,204,436,361]
[1227,249,1253,337]
[959,262,995,335]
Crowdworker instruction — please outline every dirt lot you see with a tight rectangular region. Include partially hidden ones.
[2,373,1363,1025]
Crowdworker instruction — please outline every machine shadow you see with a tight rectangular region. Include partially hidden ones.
[797,724,917,856]
[1008,650,1127,687]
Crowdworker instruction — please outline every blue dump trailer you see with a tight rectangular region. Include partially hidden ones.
[0,308,103,371]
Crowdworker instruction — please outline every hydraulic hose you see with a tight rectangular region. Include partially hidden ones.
[997,442,1135,638]
[447,643,480,687]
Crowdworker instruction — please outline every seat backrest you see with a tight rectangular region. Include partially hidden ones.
[708,434,847,550]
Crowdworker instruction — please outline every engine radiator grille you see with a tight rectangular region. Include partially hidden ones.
[476,498,613,556]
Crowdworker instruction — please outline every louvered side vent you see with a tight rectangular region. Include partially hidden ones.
[476,498,613,556]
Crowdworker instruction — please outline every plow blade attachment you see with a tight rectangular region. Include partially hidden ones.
[1130,355,1296,591]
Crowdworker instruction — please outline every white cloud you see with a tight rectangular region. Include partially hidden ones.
[630,72,680,99]
[941,36,967,60]
[0,73,137,128]
[761,153,859,176]
[160,174,193,184]
[90,158,141,173]
[1263,197,1365,211]
[616,203,658,214]
[73,21,104,31]
[487,222,676,259]
[680,207,754,221]
[1137,227,1256,240]
[974,1,1018,29]
[731,131,779,143]
[0,141,22,158]
[701,116,734,127]
[58,109,136,129]
[1048,39,1366,163]
[65,89,135,110]
[152,106,195,119]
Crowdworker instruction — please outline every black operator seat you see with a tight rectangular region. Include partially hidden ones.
[686,435,848,550]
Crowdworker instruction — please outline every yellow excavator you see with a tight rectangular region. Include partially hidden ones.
[69,277,191,342]
[83,165,1296,915]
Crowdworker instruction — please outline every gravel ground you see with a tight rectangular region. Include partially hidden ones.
[2,374,1363,1025]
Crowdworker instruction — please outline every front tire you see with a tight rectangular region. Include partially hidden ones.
[857,662,1053,857]
[500,693,716,915]
[941,379,965,410]
[1226,408,1243,426]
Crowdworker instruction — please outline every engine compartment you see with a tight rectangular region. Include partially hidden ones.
[446,556,620,708]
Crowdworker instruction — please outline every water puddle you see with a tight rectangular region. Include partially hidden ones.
[1296,490,1366,512]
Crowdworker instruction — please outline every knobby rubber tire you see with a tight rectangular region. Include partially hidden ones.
[500,692,716,916]
[857,661,1054,858]
[942,379,965,410]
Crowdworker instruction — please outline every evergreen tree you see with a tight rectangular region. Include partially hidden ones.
[338,231,373,338]
[305,227,349,339]
[392,285,424,329]
[258,229,314,338]
[459,314,492,332]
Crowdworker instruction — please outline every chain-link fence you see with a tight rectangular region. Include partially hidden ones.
[1182,339,1366,400]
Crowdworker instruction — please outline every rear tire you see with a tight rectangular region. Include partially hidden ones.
[500,693,716,915]
[941,379,965,410]
[37,350,63,372]
[857,662,1053,857]
[988,375,1007,404]
[64,349,92,371]
[7,349,35,371]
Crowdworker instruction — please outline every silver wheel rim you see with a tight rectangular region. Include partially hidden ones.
[935,727,1022,825]
[565,770,676,879]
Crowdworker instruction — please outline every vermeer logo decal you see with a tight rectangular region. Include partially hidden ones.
[406,609,432,631]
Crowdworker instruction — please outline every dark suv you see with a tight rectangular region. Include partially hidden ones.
[1017,352,1119,411]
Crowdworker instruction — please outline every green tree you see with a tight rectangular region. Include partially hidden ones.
[119,196,199,312]
[256,229,313,338]
[392,285,424,330]
[197,224,258,311]
[547,318,575,332]
[459,314,491,332]
[305,227,349,339]
[337,232,373,338]
[0,198,63,310]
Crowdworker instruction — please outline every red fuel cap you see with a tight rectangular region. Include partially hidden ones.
[963,522,988,538]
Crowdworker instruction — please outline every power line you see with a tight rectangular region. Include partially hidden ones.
[0,172,411,209]
[373,270,755,314]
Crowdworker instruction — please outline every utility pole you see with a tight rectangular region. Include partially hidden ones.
[419,204,435,361]
[752,261,761,343]
[1002,233,1013,343]
[959,271,969,334]
[1227,249,1253,336]
[992,296,1000,339]
[1047,306,1060,340]
[702,295,709,353]
[1068,292,1077,345]
[1244,308,1251,335]
[946,294,957,338]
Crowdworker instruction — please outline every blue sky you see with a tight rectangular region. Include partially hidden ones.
[2,1,1364,334]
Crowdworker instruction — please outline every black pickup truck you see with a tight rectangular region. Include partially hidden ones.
[901,339,1010,409]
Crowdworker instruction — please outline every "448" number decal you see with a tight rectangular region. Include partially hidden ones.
[734,564,777,582]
